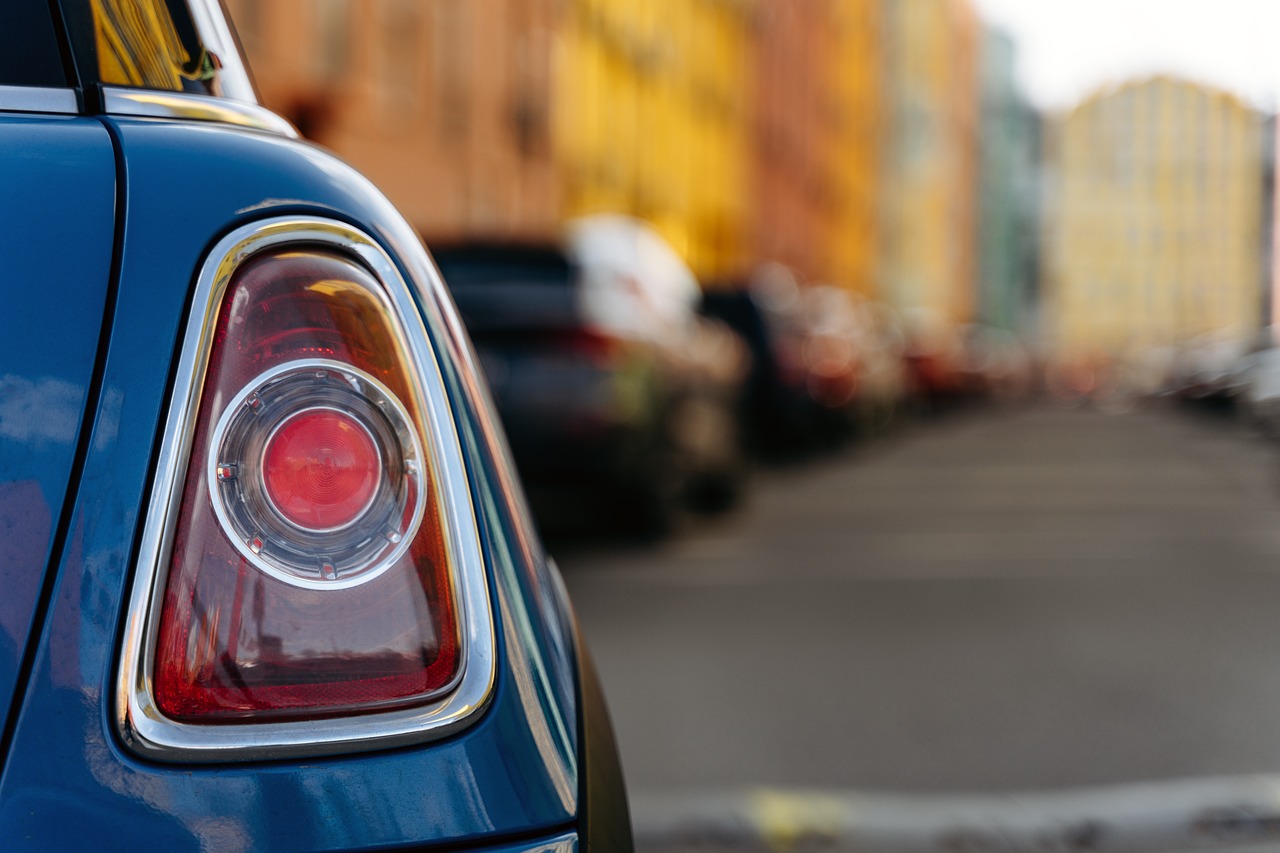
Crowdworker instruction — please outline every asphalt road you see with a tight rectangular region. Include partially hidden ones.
[557,402,1280,847]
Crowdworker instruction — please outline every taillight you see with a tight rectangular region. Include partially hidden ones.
[120,218,494,758]
[553,327,621,366]
[259,406,382,532]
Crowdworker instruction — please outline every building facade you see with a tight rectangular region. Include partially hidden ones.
[976,26,1040,336]
[226,0,561,242]
[748,0,832,283]
[226,0,974,302]
[880,0,980,326]
[1045,77,1265,358]
[555,0,754,281]
[824,0,885,296]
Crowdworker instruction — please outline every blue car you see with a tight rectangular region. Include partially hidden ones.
[0,0,630,849]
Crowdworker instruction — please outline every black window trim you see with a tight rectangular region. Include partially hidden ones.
[1,0,295,137]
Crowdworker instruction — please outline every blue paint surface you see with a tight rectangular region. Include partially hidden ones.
[0,115,115,742]
[0,118,580,850]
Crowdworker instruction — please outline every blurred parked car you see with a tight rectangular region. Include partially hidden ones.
[1233,335,1280,434]
[1237,349,1280,430]
[700,280,817,457]
[704,270,916,455]
[797,285,864,441]
[849,297,913,432]
[1173,333,1252,404]
[963,325,1034,403]
[434,216,748,536]
[901,308,972,412]
[0,1,629,850]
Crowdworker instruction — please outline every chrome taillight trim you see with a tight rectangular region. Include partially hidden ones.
[0,85,78,115]
[518,833,577,852]
[101,88,299,138]
[117,217,496,761]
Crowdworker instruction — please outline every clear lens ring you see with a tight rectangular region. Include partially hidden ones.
[207,359,426,590]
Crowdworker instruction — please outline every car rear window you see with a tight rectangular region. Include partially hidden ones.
[432,249,575,290]
[432,247,581,334]
[1,0,69,88]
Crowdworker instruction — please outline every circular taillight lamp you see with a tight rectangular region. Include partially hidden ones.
[208,359,425,590]
[262,408,382,531]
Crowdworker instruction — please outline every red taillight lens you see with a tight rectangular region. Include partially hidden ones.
[262,408,381,530]
[553,328,620,365]
[153,249,461,723]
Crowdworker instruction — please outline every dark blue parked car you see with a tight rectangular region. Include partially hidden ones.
[432,225,747,538]
[0,1,629,849]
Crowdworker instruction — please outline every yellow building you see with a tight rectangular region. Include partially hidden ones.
[555,0,754,280]
[880,0,979,325]
[825,0,884,295]
[1046,77,1264,357]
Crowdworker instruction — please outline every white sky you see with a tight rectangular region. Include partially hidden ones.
[971,0,1280,112]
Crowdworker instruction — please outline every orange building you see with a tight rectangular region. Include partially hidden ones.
[747,0,884,293]
[749,0,834,282]
[225,0,560,242]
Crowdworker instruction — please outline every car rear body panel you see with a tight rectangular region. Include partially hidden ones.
[0,114,116,749]
[0,118,582,850]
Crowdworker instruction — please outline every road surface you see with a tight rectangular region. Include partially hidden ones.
[557,404,1280,850]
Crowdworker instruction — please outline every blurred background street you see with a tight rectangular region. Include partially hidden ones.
[563,403,1280,793]
[559,401,1280,849]
[213,0,1280,847]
